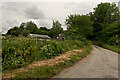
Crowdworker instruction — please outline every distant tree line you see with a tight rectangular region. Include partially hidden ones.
[7,20,63,38]
[6,2,120,45]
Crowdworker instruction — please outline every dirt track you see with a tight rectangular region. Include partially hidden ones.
[54,45,118,78]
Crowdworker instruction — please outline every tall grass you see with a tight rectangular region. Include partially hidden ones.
[14,45,92,79]
[2,36,90,70]
[92,41,120,53]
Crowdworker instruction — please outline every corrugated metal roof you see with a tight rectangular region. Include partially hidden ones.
[29,34,51,39]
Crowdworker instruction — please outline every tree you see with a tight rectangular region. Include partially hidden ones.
[7,26,21,36]
[102,22,120,43]
[26,21,38,34]
[65,14,93,39]
[91,3,119,23]
[36,27,50,35]
[89,2,120,43]
[21,30,30,37]
[20,22,26,31]
[6,21,40,36]
[90,3,119,35]
[50,20,63,38]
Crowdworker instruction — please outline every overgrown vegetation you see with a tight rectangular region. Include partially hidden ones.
[93,41,120,53]
[2,36,90,70]
[65,15,93,40]
[2,2,120,78]
[14,45,92,79]
[89,2,120,44]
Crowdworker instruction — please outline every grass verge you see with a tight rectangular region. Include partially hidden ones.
[92,41,120,53]
[13,45,92,79]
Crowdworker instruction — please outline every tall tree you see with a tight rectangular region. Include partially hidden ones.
[89,2,120,43]
[90,3,119,34]
[36,27,50,35]
[26,21,38,34]
[7,26,21,36]
[66,14,93,39]
[50,20,63,38]
[21,30,30,37]
[20,22,26,31]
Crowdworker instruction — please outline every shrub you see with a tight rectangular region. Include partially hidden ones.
[2,36,90,70]
[107,35,119,45]
[2,36,37,69]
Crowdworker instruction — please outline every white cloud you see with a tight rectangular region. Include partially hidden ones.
[1,0,120,33]
[2,0,119,2]
[24,5,45,19]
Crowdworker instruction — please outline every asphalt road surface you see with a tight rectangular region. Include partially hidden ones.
[53,45,118,78]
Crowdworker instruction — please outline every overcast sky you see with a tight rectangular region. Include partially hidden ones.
[1,0,120,33]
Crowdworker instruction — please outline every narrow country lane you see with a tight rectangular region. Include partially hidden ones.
[53,45,118,78]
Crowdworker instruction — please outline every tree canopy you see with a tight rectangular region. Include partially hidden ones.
[6,2,120,45]
[36,27,50,35]
[7,26,21,36]
[65,14,93,39]
[6,20,63,38]
[90,3,119,23]
[89,2,120,44]
[25,21,38,34]
[49,20,63,38]
[90,3,119,33]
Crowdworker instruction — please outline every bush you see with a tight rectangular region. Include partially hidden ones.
[92,41,120,53]
[2,36,37,69]
[39,40,86,59]
[107,35,119,45]
[2,36,90,70]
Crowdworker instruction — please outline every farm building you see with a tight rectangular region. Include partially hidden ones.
[29,34,51,40]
